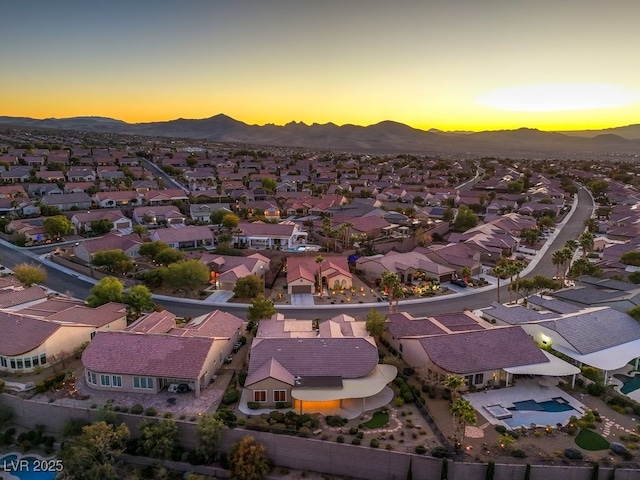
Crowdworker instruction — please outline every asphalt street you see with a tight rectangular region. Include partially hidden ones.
[0,186,593,321]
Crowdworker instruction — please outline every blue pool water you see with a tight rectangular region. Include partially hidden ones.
[614,373,640,395]
[503,397,578,429]
[0,453,60,480]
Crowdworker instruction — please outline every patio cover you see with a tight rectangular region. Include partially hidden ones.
[552,339,640,371]
[291,364,397,402]
[503,350,580,376]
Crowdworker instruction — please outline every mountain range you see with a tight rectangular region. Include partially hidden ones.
[1,114,639,157]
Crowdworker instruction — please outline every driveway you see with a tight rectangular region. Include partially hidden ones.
[290,294,315,306]
[204,290,234,303]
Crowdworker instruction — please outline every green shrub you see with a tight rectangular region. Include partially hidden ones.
[247,401,260,410]
[130,404,144,414]
[564,448,584,460]
[495,425,507,434]
[336,435,344,443]
[349,427,358,435]
[144,407,157,416]
[222,390,240,405]
[587,382,604,396]
[370,438,380,448]
[326,415,349,427]
[430,446,449,458]
[512,449,527,458]
[351,438,361,445]
[238,371,248,386]
[415,445,427,454]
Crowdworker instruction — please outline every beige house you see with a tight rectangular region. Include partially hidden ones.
[82,309,244,397]
[286,256,352,295]
[0,300,127,374]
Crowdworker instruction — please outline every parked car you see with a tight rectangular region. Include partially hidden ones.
[168,383,191,394]
[450,279,467,288]
[232,341,242,353]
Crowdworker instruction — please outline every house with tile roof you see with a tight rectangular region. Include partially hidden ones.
[133,205,186,226]
[71,209,132,234]
[149,225,214,249]
[0,301,127,374]
[385,310,578,389]
[243,336,396,417]
[236,221,306,250]
[356,249,456,286]
[73,233,143,264]
[480,300,640,383]
[199,252,270,291]
[82,309,244,397]
[286,256,352,295]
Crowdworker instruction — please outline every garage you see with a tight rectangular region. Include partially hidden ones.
[291,285,312,294]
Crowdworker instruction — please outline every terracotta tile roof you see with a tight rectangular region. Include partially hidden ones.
[151,225,213,243]
[167,310,243,339]
[45,302,127,327]
[16,297,86,317]
[0,286,48,308]
[248,337,378,379]
[127,310,177,334]
[386,312,446,338]
[420,327,548,374]
[245,357,295,387]
[0,311,60,356]
[79,232,142,254]
[431,312,486,332]
[82,331,214,379]
[239,222,295,237]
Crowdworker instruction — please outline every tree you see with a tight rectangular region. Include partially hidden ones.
[222,213,240,231]
[365,308,386,337]
[196,414,227,463]
[228,435,272,480]
[137,418,179,460]
[132,224,148,238]
[43,214,72,239]
[261,177,277,194]
[492,264,507,303]
[380,270,402,314]
[537,215,555,230]
[450,396,477,443]
[233,274,263,299]
[460,266,471,283]
[164,259,210,294]
[139,241,171,259]
[315,255,325,293]
[89,219,114,235]
[87,277,124,307]
[443,374,465,402]
[123,285,154,317]
[621,251,640,267]
[453,205,478,232]
[59,421,130,480]
[154,248,185,266]
[578,231,595,258]
[627,305,640,322]
[247,294,276,322]
[210,209,228,226]
[12,262,47,286]
[587,179,609,197]
[92,249,135,274]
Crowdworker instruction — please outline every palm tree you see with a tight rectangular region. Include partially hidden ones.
[578,231,595,258]
[342,222,353,248]
[443,374,465,402]
[493,264,507,303]
[564,239,578,253]
[450,396,477,443]
[315,255,324,295]
[380,270,402,314]
[551,250,564,281]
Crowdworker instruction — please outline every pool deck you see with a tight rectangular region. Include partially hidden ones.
[465,378,586,429]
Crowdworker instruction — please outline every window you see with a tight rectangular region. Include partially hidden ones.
[86,371,96,385]
[10,359,16,369]
[40,354,47,365]
[0,357,6,368]
[90,331,97,339]
[100,374,110,386]
[32,356,39,367]
[16,359,23,369]
[464,375,473,386]
[253,390,267,402]
[273,390,287,402]
[24,358,31,369]
[474,373,484,385]
[111,375,122,388]
[133,377,154,390]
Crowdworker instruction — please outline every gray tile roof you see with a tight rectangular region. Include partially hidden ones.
[419,327,548,374]
[248,337,378,379]
[552,286,633,306]
[538,309,640,354]
[526,295,582,314]
[481,302,560,325]
[431,312,486,332]
[386,312,446,338]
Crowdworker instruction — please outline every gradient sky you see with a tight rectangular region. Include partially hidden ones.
[2,0,639,131]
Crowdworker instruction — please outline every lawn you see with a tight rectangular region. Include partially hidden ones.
[574,429,610,451]
[363,411,389,429]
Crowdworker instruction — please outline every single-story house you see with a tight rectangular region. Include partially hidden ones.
[199,252,270,291]
[74,233,142,263]
[71,209,132,233]
[133,205,186,226]
[236,222,307,250]
[149,225,214,249]
[41,193,92,212]
[286,256,352,295]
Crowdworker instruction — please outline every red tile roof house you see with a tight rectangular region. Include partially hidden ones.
[6,217,53,242]
[149,225,214,249]
[73,233,143,264]
[236,222,307,250]
[356,249,456,285]
[82,309,243,397]
[199,252,270,291]
[384,311,574,390]
[0,301,127,374]
[93,190,143,208]
[286,256,353,295]
[144,189,189,206]
[71,209,132,234]
[133,205,186,226]
[243,335,396,417]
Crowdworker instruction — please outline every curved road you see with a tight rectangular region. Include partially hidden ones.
[0,187,593,320]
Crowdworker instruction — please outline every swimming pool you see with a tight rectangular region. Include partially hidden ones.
[502,397,579,429]
[614,373,640,395]
[0,453,61,479]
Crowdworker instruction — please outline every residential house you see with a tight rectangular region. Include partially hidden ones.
[41,192,92,212]
[286,256,352,294]
[144,189,189,206]
[133,205,186,226]
[189,203,233,223]
[356,250,456,285]
[82,309,243,397]
[74,233,142,263]
[71,209,132,234]
[385,310,577,390]
[149,225,214,249]
[199,252,270,291]
[93,190,143,208]
[236,222,306,250]
[0,301,127,374]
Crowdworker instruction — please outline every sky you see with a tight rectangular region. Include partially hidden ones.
[1,0,639,132]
